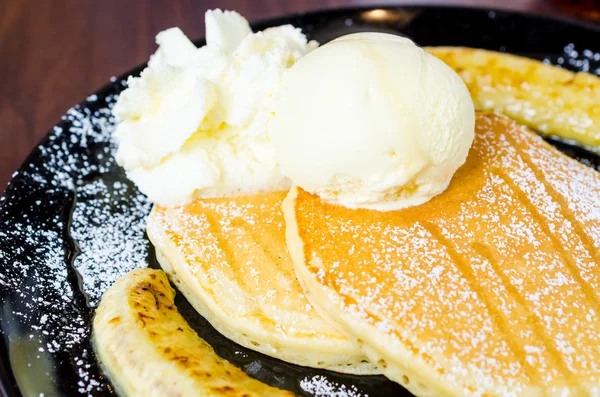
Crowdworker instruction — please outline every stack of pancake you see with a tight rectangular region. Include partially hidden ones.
[146,49,600,396]
[146,191,377,374]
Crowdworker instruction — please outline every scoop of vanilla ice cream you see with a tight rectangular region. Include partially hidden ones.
[112,9,317,206]
[271,33,475,210]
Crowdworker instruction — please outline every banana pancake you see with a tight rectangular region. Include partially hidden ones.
[146,192,378,374]
[284,112,600,396]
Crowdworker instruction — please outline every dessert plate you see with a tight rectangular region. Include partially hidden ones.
[0,5,599,397]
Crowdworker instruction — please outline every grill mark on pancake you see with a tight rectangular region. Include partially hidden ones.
[229,217,285,275]
[472,242,547,392]
[497,172,600,318]
[202,209,286,316]
[202,199,305,331]
[197,209,277,327]
[291,116,600,391]
[228,216,298,321]
[502,132,600,264]
[423,221,539,388]
[202,212,248,286]
[494,173,591,396]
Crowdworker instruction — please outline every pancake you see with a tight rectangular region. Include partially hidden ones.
[284,112,600,396]
[426,47,600,150]
[146,191,379,374]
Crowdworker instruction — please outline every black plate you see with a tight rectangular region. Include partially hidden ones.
[1,5,599,397]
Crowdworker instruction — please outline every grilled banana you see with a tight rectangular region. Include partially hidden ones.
[426,46,600,150]
[93,268,293,397]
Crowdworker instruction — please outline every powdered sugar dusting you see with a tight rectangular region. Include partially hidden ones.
[543,43,600,75]
[0,24,598,397]
[147,192,381,373]
[300,375,366,397]
[295,113,600,395]
[72,177,150,306]
[0,75,393,396]
[150,193,333,335]
[0,78,152,395]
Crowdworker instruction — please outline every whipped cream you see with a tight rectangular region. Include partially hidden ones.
[113,9,317,206]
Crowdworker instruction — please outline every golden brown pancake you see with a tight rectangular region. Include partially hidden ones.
[146,192,378,374]
[284,112,600,396]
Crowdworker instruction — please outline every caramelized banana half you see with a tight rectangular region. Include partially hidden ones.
[427,46,600,150]
[93,268,293,397]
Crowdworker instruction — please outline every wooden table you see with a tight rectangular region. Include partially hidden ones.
[0,0,569,191]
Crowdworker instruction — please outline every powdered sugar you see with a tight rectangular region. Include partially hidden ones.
[294,113,600,395]
[543,43,600,74]
[0,76,398,396]
[0,20,598,397]
[300,375,366,397]
[0,78,150,395]
[71,177,150,306]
